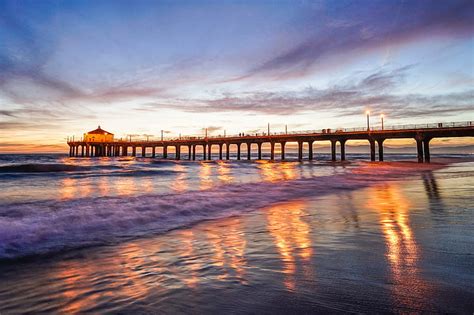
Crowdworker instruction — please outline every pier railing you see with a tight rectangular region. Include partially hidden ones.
[68,121,473,143]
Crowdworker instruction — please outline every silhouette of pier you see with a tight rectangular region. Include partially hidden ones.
[67,121,474,163]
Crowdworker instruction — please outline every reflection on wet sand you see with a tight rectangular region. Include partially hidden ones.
[54,242,158,313]
[265,200,313,291]
[422,172,445,216]
[42,215,248,312]
[176,230,200,288]
[55,260,100,313]
[258,161,297,182]
[205,217,247,283]
[366,183,432,310]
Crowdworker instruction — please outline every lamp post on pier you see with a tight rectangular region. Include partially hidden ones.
[381,114,384,130]
[366,110,370,131]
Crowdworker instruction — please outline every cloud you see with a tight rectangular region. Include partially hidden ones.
[234,0,474,80]
[0,110,16,117]
[140,65,473,119]
[201,126,223,133]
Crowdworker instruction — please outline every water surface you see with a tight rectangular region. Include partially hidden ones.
[0,154,473,313]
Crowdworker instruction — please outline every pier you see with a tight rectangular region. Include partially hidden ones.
[67,121,474,163]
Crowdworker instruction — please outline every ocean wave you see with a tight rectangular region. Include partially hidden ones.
[0,162,445,260]
[70,169,182,178]
[0,163,91,173]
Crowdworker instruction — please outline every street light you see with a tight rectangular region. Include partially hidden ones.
[380,114,384,130]
[366,110,370,131]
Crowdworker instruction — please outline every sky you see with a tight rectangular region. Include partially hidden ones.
[0,0,473,153]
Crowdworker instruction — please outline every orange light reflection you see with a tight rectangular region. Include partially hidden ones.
[365,183,432,309]
[265,200,313,292]
[258,160,297,182]
[199,162,213,190]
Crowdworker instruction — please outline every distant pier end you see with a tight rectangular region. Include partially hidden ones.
[67,122,474,163]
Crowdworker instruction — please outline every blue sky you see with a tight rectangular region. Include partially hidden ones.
[0,0,473,151]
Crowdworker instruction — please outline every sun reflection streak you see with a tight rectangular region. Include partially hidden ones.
[265,200,313,292]
[60,178,77,199]
[139,177,155,194]
[366,183,431,310]
[116,176,137,196]
[98,176,110,196]
[78,178,93,197]
[199,162,213,190]
[217,161,233,183]
[171,163,188,192]
[258,160,297,183]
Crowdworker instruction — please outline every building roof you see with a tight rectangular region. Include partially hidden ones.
[86,126,114,135]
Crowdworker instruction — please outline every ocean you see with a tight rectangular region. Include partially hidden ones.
[0,153,473,313]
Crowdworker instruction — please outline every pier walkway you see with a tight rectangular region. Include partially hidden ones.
[68,121,474,163]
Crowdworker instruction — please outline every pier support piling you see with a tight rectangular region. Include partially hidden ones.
[308,141,313,160]
[377,139,384,161]
[331,140,337,161]
[298,141,303,161]
[423,138,431,163]
[369,140,376,161]
[416,138,424,163]
[270,142,275,160]
[176,145,181,160]
[340,140,346,161]
[281,142,286,160]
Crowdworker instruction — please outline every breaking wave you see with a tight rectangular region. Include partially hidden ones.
[0,163,91,173]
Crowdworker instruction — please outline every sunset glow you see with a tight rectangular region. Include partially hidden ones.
[1,0,473,153]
